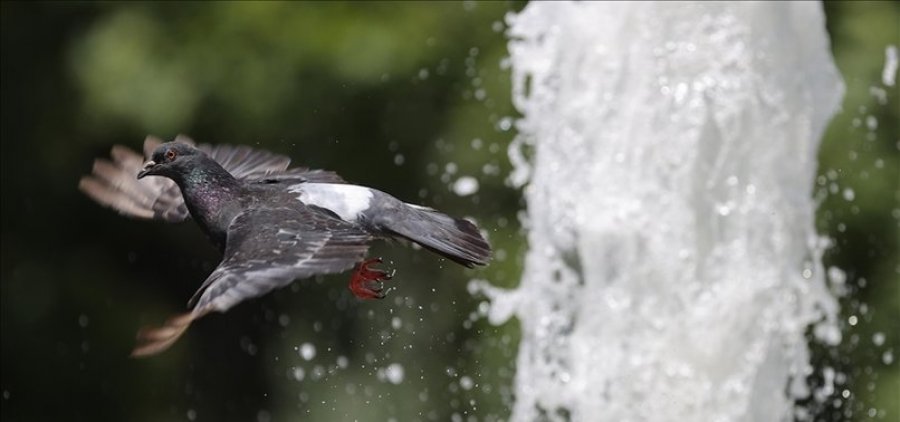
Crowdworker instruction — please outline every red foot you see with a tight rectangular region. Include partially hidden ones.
[349,257,395,299]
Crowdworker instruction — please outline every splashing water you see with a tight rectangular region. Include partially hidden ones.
[883,45,898,87]
[482,2,845,421]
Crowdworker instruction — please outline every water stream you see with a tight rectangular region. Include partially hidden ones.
[483,2,846,421]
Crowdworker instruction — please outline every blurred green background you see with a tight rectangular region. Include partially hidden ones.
[0,2,896,421]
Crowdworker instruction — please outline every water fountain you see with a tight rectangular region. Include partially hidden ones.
[482,2,845,420]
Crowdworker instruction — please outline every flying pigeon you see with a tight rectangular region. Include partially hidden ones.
[80,135,491,357]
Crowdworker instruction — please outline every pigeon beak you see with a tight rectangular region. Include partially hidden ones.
[137,161,156,179]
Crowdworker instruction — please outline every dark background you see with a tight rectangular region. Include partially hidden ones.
[1,2,896,421]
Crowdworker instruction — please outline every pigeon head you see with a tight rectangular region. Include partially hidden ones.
[137,142,202,180]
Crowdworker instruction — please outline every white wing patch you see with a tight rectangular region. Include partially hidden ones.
[288,183,373,222]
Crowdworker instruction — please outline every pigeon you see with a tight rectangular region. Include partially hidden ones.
[80,135,491,357]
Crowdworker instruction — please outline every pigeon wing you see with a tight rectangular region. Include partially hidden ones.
[78,141,182,220]
[186,133,346,183]
[80,135,344,221]
[188,206,372,312]
[181,134,346,183]
[130,206,371,357]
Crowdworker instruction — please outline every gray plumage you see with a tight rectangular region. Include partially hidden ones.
[80,135,491,356]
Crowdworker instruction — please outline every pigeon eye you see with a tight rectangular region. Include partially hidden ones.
[166,150,177,161]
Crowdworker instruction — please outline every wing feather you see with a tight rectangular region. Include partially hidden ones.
[80,135,345,221]
[130,206,371,357]
[189,208,370,311]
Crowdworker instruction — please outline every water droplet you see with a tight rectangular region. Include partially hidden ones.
[299,343,316,361]
[842,188,855,201]
[746,184,757,195]
[383,363,405,384]
[453,177,480,196]
[882,45,897,86]
[292,367,305,381]
[460,376,474,390]
[865,115,878,130]
[716,203,732,216]
[445,162,458,175]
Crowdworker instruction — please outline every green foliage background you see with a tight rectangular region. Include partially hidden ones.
[1,2,896,421]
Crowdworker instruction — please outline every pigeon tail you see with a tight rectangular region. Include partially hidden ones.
[385,206,491,268]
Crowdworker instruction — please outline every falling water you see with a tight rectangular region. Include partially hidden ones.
[483,2,846,421]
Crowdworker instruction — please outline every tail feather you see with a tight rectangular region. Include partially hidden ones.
[385,206,491,267]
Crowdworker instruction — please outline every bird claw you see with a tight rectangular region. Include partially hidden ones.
[350,257,395,300]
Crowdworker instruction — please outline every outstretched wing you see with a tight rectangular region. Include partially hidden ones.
[79,135,346,222]
[131,206,371,357]
[190,206,371,311]
[79,142,185,220]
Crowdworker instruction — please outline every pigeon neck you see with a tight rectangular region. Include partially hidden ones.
[175,157,244,248]
[176,158,241,193]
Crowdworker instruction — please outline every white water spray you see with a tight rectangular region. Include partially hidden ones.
[484,2,845,421]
